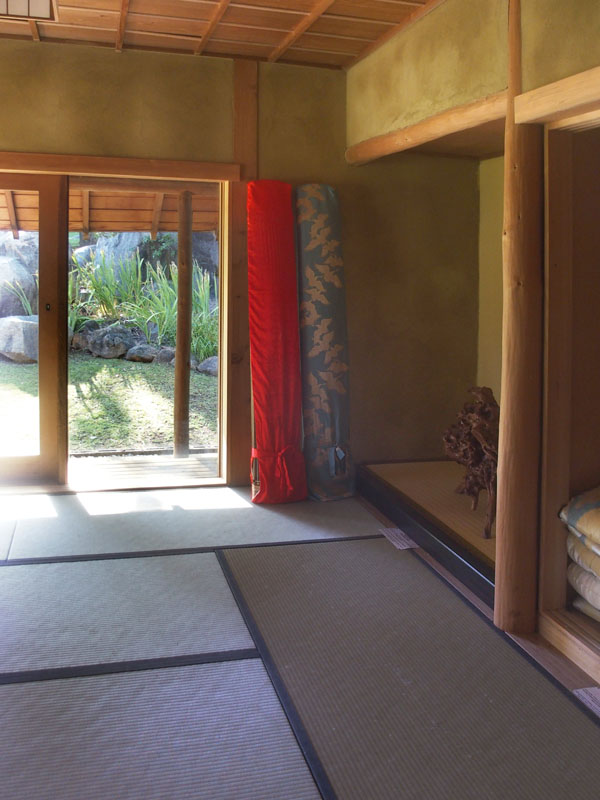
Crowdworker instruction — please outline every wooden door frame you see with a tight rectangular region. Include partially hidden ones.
[0,172,68,485]
[0,151,243,487]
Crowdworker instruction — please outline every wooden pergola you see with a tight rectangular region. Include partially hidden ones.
[0,178,219,238]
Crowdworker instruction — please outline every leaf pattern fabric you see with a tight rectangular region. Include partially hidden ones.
[296,184,355,500]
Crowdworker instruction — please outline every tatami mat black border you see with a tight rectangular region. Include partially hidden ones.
[0,648,259,686]
[0,533,382,568]
[410,548,600,727]
[216,549,336,800]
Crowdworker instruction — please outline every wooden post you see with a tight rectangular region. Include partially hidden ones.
[174,190,193,458]
[226,60,257,484]
[38,174,69,484]
[494,0,544,633]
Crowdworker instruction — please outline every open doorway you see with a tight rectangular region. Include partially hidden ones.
[65,179,222,491]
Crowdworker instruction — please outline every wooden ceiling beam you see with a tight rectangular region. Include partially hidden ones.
[151,192,164,240]
[268,0,335,62]
[195,0,231,56]
[5,191,19,239]
[116,0,130,53]
[29,20,41,42]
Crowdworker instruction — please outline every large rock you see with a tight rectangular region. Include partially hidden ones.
[89,324,136,359]
[125,344,158,363]
[0,315,38,363]
[197,356,218,377]
[154,346,176,364]
[0,231,39,276]
[71,319,101,351]
[71,244,96,268]
[95,232,146,277]
[0,257,37,317]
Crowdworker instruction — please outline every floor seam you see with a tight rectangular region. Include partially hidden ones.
[0,648,261,686]
[2,533,383,567]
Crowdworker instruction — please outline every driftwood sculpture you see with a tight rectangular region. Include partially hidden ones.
[442,386,500,539]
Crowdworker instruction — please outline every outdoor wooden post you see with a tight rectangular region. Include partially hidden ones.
[494,0,544,633]
[174,190,193,457]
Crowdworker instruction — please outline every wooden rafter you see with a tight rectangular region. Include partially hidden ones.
[82,189,90,238]
[116,0,130,53]
[29,20,41,42]
[268,0,335,63]
[195,0,231,56]
[151,192,164,240]
[5,191,19,239]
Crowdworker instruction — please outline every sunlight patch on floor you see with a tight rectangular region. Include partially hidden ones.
[76,487,251,517]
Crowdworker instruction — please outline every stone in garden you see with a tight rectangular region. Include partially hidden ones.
[71,244,96,268]
[89,324,136,359]
[71,319,101,351]
[197,356,218,377]
[0,315,38,363]
[0,231,39,276]
[169,356,199,370]
[0,257,37,318]
[154,347,176,364]
[125,344,158,363]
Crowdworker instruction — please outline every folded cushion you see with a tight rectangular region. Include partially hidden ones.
[568,562,600,611]
[567,533,600,579]
[560,485,600,545]
[573,595,600,623]
[568,526,600,558]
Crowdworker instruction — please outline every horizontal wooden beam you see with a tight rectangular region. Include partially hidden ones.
[515,65,600,125]
[345,91,507,165]
[69,176,220,195]
[0,152,240,183]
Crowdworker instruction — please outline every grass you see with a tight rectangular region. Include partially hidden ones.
[0,353,217,456]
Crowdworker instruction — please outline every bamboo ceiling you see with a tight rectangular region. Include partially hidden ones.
[0,0,432,68]
[0,182,220,235]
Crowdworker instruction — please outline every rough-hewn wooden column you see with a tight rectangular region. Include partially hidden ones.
[226,60,257,484]
[494,0,544,633]
[174,190,193,457]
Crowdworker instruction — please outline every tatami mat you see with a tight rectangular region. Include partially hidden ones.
[1,660,320,800]
[6,486,381,560]
[1,554,253,672]
[0,520,14,560]
[224,538,600,800]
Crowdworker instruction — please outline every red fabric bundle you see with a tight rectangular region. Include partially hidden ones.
[247,180,307,504]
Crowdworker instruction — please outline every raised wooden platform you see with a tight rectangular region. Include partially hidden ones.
[358,460,495,606]
[368,461,496,565]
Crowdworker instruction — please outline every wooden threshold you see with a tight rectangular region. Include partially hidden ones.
[345,91,507,165]
[540,609,600,685]
[357,464,495,607]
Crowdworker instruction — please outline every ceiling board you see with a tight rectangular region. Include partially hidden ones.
[0,0,434,68]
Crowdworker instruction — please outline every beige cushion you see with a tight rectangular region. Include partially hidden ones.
[560,485,600,545]
[568,562,600,611]
[567,533,600,579]
[573,595,600,623]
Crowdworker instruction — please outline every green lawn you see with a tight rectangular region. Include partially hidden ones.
[0,352,218,456]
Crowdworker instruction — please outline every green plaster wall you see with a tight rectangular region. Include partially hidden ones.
[346,0,508,147]
[477,157,504,400]
[522,0,600,91]
[0,40,233,161]
[259,62,479,463]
